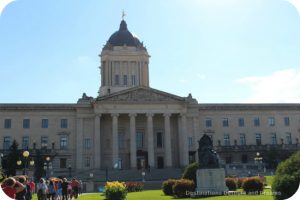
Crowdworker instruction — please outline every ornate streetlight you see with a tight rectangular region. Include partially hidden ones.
[68,164,72,178]
[44,156,51,178]
[254,152,263,172]
[17,150,34,175]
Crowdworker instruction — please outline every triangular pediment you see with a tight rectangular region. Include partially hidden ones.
[96,86,186,103]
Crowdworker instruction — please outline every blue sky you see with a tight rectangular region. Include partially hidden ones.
[0,0,300,103]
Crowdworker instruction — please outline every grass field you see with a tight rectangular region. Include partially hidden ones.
[31,176,274,200]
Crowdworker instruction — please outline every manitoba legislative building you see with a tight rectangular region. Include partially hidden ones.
[0,20,300,181]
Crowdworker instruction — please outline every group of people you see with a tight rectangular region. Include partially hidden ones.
[1,175,35,200]
[1,175,82,200]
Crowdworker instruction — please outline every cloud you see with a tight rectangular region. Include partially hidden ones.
[236,69,300,103]
[286,0,300,15]
[0,0,15,16]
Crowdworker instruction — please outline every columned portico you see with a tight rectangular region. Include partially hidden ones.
[111,113,119,167]
[94,114,101,169]
[129,113,137,168]
[76,118,83,169]
[147,113,155,168]
[164,113,172,167]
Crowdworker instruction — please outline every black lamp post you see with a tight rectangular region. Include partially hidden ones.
[17,150,34,175]
[43,156,51,178]
[68,164,72,178]
[254,152,263,172]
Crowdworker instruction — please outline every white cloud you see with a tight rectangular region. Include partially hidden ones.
[0,0,15,16]
[286,0,300,16]
[236,69,300,103]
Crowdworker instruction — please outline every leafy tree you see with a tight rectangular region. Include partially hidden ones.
[182,162,199,184]
[34,150,45,182]
[272,150,300,200]
[5,140,20,176]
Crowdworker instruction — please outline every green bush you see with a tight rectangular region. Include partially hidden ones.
[162,179,177,196]
[182,162,199,184]
[172,179,195,198]
[105,181,127,200]
[272,150,300,200]
[242,177,264,194]
[225,178,237,191]
[125,181,144,192]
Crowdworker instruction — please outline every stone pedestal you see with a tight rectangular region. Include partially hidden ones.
[86,181,94,192]
[196,168,228,196]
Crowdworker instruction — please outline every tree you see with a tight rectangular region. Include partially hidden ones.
[272,150,300,200]
[5,140,20,176]
[34,150,45,182]
[182,162,199,184]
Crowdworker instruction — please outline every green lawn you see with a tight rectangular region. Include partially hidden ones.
[32,176,275,200]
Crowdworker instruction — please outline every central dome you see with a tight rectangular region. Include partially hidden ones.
[106,20,143,47]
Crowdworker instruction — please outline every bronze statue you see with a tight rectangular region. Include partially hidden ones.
[198,134,219,168]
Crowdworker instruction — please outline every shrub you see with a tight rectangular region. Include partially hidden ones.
[182,162,199,184]
[225,178,237,191]
[125,181,144,192]
[172,179,195,198]
[242,177,264,194]
[105,181,127,200]
[272,150,300,200]
[162,179,177,196]
[236,177,246,188]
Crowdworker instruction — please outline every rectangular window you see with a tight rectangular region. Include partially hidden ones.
[222,118,229,127]
[254,117,260,127]
[3,136,11,150]
[85,157,91,168]
[118,132,125,149]
[22,136,29,149]
[286,132,292,144]
[224,134,230,146]
[256,133,262,145]
[188,137,193,147]
[41,119,48,128]
[205,118,212,128]
[60,136,68,149]
[136,132,144,148]
[23,119,30,129]
[238,118,244,127]
[4,119,11,129]
[156,132,163,148]
[240,133,246,145]
[84,138,92,149]
[41,136,48,149]
[131,75,136,85]
[284,117,290,126]
[123,75,128,85]
[60,119,68,128]
[115,75,119,85]
[268,117,275,126]
[60,158,67,168]
[271,133,277,145]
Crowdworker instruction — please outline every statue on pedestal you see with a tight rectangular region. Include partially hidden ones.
[197,134,219,168]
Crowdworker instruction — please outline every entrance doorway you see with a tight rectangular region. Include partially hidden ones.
[137,150,148,169]
[157,156,164,169]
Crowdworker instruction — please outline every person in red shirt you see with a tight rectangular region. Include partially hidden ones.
[28,179,35,194]
[71,179,80,198]
[1,177,25,199]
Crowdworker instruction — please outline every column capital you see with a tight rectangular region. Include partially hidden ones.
[163,113,172,118]
[129,113,137,118]
[95,114,102,118]
[111,113,119,118]
[146,113,154,118]
[180,113,187,118]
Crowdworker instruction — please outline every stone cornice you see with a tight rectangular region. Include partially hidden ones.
[198,103,300,111]
[0,104,77,111]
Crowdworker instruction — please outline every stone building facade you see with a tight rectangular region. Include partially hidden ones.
[0,20,299,179]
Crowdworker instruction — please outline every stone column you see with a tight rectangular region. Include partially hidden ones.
[164,113,172,167]
[129,113,137,169]
[94,114,101,169]
[111,113,119,167]
[147,113,155,168]
[179,114,189,167]
[76,118,83,170]
[193,116,200,163]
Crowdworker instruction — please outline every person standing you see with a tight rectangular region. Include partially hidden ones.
[37,178,48,200]
[61,178,68,200]
[1,177,25,199]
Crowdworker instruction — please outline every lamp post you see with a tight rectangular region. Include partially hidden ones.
[68,165,72,178]
[141,171,146,182]
[254,152,263,172]
[0,153,4,168]
[44,156,51,178]
[17,150,34,175]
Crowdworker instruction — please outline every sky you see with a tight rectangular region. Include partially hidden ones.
[0,0,300,103]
